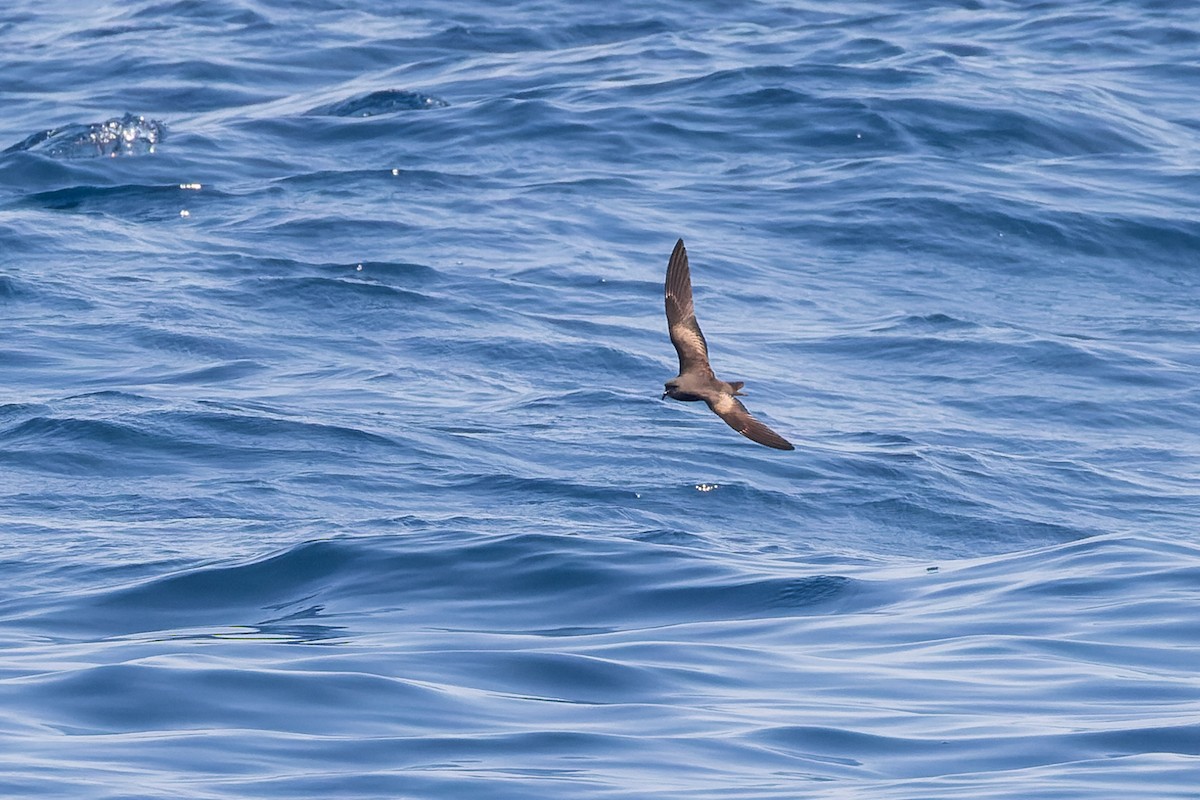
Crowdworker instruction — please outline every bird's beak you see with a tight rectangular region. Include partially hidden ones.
[661,392,668,400]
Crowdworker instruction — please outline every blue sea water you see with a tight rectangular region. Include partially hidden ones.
[2,0,1200,796]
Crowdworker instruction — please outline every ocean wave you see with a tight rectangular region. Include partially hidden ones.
[3,533,1197,797]
[4,114,166,159]
[305,89,449,117]
[3,0,1199,796]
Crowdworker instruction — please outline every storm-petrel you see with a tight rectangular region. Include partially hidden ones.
[662,238,794,451]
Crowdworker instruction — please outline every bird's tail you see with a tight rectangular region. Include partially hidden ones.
[728,381,745,395]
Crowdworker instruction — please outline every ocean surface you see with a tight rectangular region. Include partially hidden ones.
[2,1,1199,797]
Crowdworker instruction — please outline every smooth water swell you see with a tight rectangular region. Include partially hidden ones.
[1,532,1198,798]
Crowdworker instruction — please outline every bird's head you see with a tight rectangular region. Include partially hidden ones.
[662,380,678,400]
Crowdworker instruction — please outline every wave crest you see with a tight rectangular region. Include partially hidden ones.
[4,113,166,158]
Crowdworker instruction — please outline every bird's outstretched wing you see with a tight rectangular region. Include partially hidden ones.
[665,238,712,377]
[707,393,795,451]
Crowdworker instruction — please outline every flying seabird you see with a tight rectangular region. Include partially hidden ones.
[662,238,794,451]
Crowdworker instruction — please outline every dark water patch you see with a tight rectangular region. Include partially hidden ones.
[0,402,48,423]
[56,390,165,410]
[630,528,709,547]
[550,17,671,48]
[337,259,443,283]
[854,494,1087,551]
[177,409,403,452]
[873,313,979,333]
[1008,336,1190,389]
[1090,213,1200,261]
[12,183,213,220]
[23,533,870,641]
[68,21,176,41]
[882,95,1151,158]
[836,431,920,449]
[935,41,992,58]
[0,274,28,299]
[118,325,262,362]
[306,89,449,117]
[0,415,200,477]
[151,359,267,385]
[0,402,409,480]
[424,23,555,53]
[427,650,674,703]
[6,660,482,736]
[519,175,643,198]
[128,0,267,26]
[83,538,368,629]
[804,446,926,486]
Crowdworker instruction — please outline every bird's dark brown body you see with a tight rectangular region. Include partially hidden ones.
[662,238,794,451]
